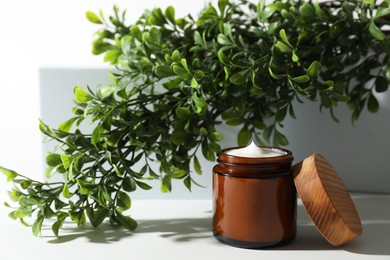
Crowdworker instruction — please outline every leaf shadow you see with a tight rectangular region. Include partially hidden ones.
[44,215,213,244]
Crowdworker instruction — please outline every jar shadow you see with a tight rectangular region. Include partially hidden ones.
[279,195,390,256]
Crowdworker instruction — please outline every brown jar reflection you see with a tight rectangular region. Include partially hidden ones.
[212,146,296,248]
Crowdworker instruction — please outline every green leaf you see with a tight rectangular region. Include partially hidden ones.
[367,94,379,113]
[60,154,72,170]
[307,61,322,77]
[18,196,37,206]
[165,6,175,23]
[116,210,137,231]
[193,156,202,175]
[369,20,385,41]
[32,216,44,237]
[135,180,153,190]
[269,68,283,80]
[104,50,121,64]
[130,25,142,42]
[0,166,18,182]
[86,11,102,24]
[191,77,199,89]
[291,75,310,83]
[52,216,66,236]
[273,130,289,146]
[117,191,132,210]
[62,183,71,198]
[275,41,292,53]
[183,176,191,191]
[217,34,233,46]
[170,131,187,146]
[230,71,248,85]
[58,117,78,133]
[237,128,251,146]
[375,76,388,93]
[123,177,137,192]
[46,153,62,167]
[279,29,291,46]
[172,168,187,179]
[74,85,93,103]
[77,179,97,195]
[292,51,299,62]
[225,117,243,126]
[155,65,175,78]
[175,107,191,119]
[86,207,109,227]
[161,175,172,193]
[212,132,223,141]
[171,50,182,62]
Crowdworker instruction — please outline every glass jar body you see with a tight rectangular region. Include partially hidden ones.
[212,147,296,248]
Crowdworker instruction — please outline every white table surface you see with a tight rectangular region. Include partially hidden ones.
[0,182,389,260]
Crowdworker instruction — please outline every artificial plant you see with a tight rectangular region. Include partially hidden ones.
[1,0,389,236]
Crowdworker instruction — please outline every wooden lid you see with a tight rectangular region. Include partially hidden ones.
[293,154,362,246]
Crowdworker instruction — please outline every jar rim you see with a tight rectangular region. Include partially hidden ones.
[218,146,293,165]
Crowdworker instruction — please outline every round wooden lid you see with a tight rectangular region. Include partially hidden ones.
[292,154,362,246]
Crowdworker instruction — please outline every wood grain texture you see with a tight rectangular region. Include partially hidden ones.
[293,154,362,246]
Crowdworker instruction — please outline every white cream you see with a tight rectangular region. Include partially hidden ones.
[226,141,287,158]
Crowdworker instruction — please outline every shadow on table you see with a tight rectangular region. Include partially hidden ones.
[47,194,390,255]
[46,215,213,244]
[45,223,135,244]
[280,194,390,256]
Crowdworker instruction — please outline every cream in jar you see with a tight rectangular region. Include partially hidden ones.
[225,141,287,158]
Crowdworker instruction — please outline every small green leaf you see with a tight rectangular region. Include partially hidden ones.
[123,177,137,192]
[0,166,18,182]
[60,154,72,170]
[117,191,132,210]
[369,20,385,41]
[165,6,175,23]
[191,77,199,89]
[275,41,292,53]
[74,85,93,103]
[237,128,251,146]
[194,156,202,175]
[171,50,182,62]
[307,61,322,77]
[225,117,243,126]
[183,176,191,191]
[130,25,142,42]
[58,117,78,133]
[32,215,44,237]
[212,132,223,141]
[104,50,121,64]
[291,75,310,83]
[116,210,137,231]
[62,183,71,198]
[175,107,191,119]
[230,71,248,85]
[155,65,175,78]
[279,29,291,46]
[170,131,187,146]
[86,207,109,228]
[18,196,37,206]
[46,153,62,167]
[135,180,153,190]
[367,94,379,113]
[375,76,388,93]
[86,11,102,24]
[172,168,187,179]
[52,216,67,236]
[292,51,299,62]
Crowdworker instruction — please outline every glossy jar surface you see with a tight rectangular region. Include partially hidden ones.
[212,147,296,248]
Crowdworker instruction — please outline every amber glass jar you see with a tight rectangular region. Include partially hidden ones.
[212,146,296,248]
